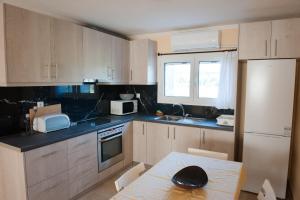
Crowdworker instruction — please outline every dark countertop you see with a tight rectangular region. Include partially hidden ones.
[0,114,233,152]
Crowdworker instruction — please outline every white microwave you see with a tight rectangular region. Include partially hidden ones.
[110,100,138,115]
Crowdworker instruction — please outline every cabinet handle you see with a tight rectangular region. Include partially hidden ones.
[202,131,205,145]
[265,40,268,56]
[41,151,57,158]
[130,69,133,81]
[50,64,57,79]
[142,123,145,135]
[74,141,89,149]
[167,127,169,139]
[173,127,176,140]
[111,69,114,80]
[275,39,278,57]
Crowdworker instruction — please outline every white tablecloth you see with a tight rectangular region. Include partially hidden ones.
[111,152,246,200]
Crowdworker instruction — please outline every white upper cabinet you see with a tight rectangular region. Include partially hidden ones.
[239,18,300,59]
[83,27,104,80]
[129,39,157,85]
[83,27,129,84]
[239,21,272,60]
[3,4,52,84]
[111,36,130,83]
[51,19,83,84]
[271,18,300,58]
[0,3,130,86]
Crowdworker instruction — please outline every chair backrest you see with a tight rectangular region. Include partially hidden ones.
[187,148,229,160]
[257,179,277,200]
[115,162,146,192]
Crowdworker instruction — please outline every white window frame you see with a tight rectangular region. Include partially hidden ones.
[157,54,195,105]
[194,52,224,106]
[157,52,224,106]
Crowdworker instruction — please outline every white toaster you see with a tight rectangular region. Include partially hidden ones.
[33,114,71,133]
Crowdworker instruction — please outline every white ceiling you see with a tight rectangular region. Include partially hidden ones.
[1,0,300,36]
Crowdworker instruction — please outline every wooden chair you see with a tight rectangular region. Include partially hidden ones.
[257,179,277,200]
[115,163,146,192]
[187,148,229,160]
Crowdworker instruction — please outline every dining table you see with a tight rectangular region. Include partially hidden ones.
[111,152,246,200]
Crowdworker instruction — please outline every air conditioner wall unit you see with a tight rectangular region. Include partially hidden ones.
[171,30,220,52]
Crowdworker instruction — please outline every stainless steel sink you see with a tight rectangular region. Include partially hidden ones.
[154,115,183,122]
[154,115,206,123]
[177,117,206,123]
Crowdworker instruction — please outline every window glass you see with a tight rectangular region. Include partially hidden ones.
[198,61,221,98]
[164,62,191,97]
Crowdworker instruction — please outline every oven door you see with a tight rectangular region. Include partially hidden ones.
[98,132,124,172]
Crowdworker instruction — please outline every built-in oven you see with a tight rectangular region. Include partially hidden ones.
[97,124,125,172]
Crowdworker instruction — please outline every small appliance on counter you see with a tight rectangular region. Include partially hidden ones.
[33,113,70,133]
[110,100,138,115]
[216,115,235,126]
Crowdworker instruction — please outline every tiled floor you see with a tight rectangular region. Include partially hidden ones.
[76,168,257,200]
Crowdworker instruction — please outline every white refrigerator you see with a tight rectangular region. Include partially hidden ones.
[242,59,296,199]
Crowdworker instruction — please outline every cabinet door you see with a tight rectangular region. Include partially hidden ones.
[111,36,123,83]
[28,171,69,200]
[83,27,104,80]
[123,122,133,167]
[121,39,130,83]
[129,40,148,84]
[171,125,201,153]
[239,21,271,59]
[130,39,157,84]
[51,19,83,83]
[146,122,172,165]
[133,121,147,163]
[271,18,300,58]
[201,129,235,160]
[98,32,112,82]
[5,4,51,83]
[25,141,68,187]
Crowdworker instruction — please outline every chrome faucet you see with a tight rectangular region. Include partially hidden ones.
[173,103,185,117]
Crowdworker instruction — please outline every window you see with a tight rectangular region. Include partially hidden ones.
[164,62,191,97]
[158,52,237,108]
[198,61,221,98]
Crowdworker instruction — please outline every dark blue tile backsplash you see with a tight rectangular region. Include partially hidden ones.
[0,84,233,136]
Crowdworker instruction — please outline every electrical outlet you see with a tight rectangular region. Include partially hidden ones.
[37,101,44,108]
[136,93,141,99]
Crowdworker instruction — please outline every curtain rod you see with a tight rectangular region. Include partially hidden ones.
[157,48,237,56]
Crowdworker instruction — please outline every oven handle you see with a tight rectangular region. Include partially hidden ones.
[98,133,123,142]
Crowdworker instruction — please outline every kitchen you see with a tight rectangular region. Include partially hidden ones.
[0,1,300,200]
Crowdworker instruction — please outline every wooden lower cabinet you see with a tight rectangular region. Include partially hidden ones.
[69,165,98,198]
[171,125,201,153]
[133,121,235,165]
[0,123,134,200]
[27,171,69,200]
[145,122,201,165]
[133,121,147,163]
[24,141,68,187]
[146,122,172,165]
[201,128,235,160]
[123,122,133,167]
